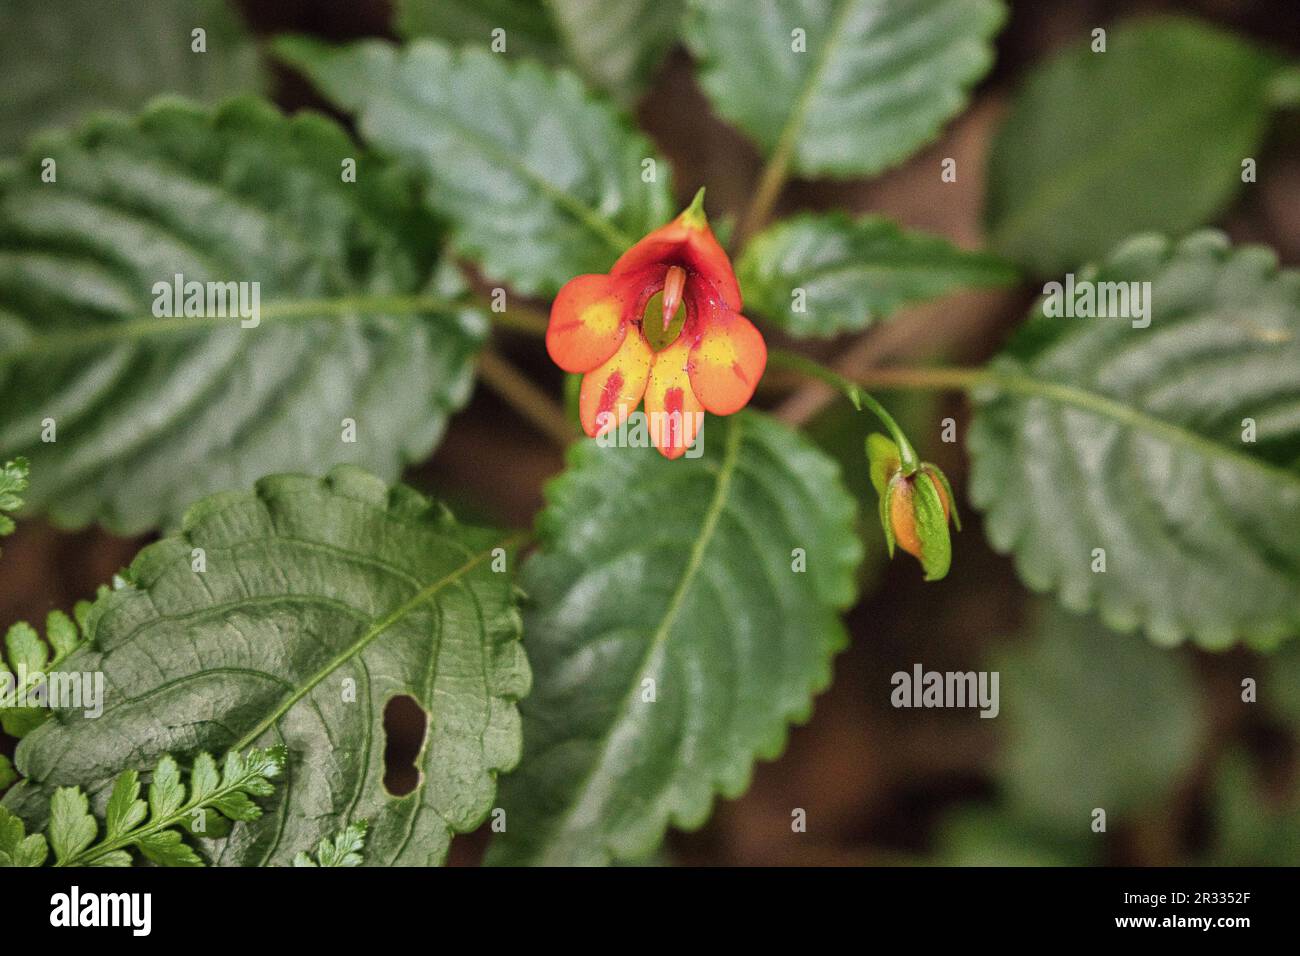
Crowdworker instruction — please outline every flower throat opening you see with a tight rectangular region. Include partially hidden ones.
[642,287,688,351]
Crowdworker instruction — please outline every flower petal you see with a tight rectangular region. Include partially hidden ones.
[611,219,742,312]
[643,337,705,459]
[687,310,767,415]
[546,274,627,373]
[579,328,653,437]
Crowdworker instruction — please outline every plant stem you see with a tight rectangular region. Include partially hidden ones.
[733,143,793,251]
[766,348,921,471]
[64,779,247,866]
[475,293,549,337]
[477,348,576,448]
[847,366,990,392]
[731,0,858,250]
[767,352,1297,487]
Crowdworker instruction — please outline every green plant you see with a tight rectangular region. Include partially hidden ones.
[0,748,283,866]
[0,0,1296,868]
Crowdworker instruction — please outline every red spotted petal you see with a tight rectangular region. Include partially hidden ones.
[687,308,767,415]
[644,337,705,460]
[579,328,652,437]
[546,274,628,373]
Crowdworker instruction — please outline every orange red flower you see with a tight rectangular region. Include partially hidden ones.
[546,190,766,459]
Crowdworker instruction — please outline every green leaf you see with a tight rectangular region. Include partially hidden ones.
[11,747,283,866]
[273,37,674,296]
[44,610,80,660]
[48,787,98,864]
[909,469,952,582]
[0,755,15,791]
[5,466,529,866]
[0,805,48,866]
[0,457,28,548]
[935,806,1097,866]
[3,622,46,674]
[1200,753,1300,866]
[969,231,1300,649]
[396,0,683,103]
[148,756,186,821]
[686,0,1005,177]
[996,605,1203,833]
[738,213,1017,336]
[488,411,861,865]
[103,770,147,839]
[293,820,368,867]
[137,829,201,867]
[547,0,685,103]
[1,610,92,738]
[0,97,485,534]
[0,0,266,154]
[189,752,220,802]
[1268,642,1300,729]
[986,16,1290,275]
[394,0,563,65]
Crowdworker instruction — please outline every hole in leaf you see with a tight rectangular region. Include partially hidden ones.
[382,694,427,797]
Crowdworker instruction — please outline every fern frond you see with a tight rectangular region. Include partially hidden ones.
[0,457,28,552]
[0,746,285,867]
[0,603,94,738]
[292,820,368,867]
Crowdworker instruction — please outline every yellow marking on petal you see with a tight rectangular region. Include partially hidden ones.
[579,298,621,336]
[688,312,766,416]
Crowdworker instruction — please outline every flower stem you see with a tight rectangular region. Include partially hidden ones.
[766,348,920,472]
[847,366,991,392]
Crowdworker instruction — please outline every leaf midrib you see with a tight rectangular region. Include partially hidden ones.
[542,417,745,860]
[988,368,1300,491]
[231,532,520,751]
[765,0,859,165]
[365,42,638,256]
[406,100,636,255]
[0,293,460,362]
[792,256,1014,288]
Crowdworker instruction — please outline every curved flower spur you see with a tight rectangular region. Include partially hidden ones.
[545,189,767,458]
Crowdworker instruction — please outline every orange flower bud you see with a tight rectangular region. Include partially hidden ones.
[866,434,959,581]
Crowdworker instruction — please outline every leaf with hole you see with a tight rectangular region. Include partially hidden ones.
[0,97,485,534]
[2,467,530,866]
[968,231,1300,649]
[274,36,674,296]
[487,411,861,865]
[737,212,1017,336]
[686,0,1005,177]
[985,15,1292,275]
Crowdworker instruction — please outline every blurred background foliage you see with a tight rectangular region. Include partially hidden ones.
[1,0,1297,865]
